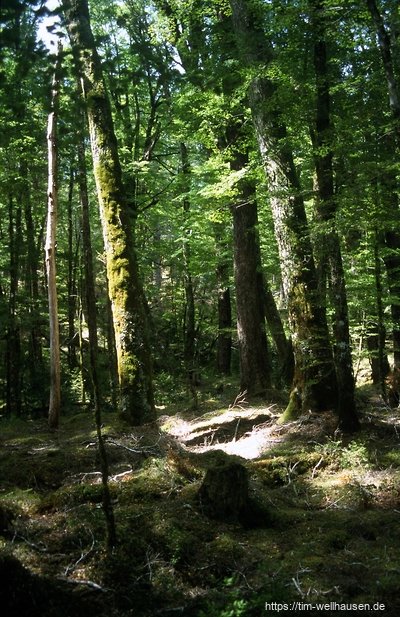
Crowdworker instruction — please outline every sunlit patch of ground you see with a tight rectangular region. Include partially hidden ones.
[162,406,285,459]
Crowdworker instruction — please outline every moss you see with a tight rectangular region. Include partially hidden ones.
[252,451,323,486]
[37,482,107,512]
[278,388,301,423]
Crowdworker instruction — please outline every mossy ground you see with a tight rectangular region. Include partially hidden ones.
[1,383,400,616]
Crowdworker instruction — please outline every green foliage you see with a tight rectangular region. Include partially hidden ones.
[315,438,370,470]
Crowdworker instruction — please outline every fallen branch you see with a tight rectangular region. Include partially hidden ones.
[58,577,107,592]
[107,439,160,456]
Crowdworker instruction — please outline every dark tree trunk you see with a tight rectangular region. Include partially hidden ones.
[67,167,78,369]
[384,229,400,368]
[22,162,45,408]
[366,0,400,369]
[180,142,198,407]
[263,285,294,386]
[310,0,359,431]
[369,232,390,394]
[231,151,272,396]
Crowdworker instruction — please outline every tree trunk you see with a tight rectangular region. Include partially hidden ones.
[310,0,359,431]
[45,44,62,430]
[63,0,155,424]
[67,166,78,369]
[384,229,400,368]
[77,112,117,550]
[6,195,22,417]
[366,0,400,133]
[231,151,272,397]
[230,0,337,419]
[214,222,232,375]
[180,142,198,408]
[263,285,294,386]
[369,231,390,394]
[22,161,45,408]
[366,0,400,370]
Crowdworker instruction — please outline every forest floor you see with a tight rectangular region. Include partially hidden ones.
[1,380,400,616]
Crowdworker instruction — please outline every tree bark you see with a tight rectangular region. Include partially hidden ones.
[6,196,22,417]
[231,150,272,396]
[263,285,294,386]
[62,0,155,424]
[310,0,359,431]
[67,166,78,369]
[22,161,45,408]
[77,111,117,550]
[366,0,400,369]
[45,44,62,430]
[214,222,232,375]
[230,0,337,419]
[180,142,198,408]
[366,0,400,132]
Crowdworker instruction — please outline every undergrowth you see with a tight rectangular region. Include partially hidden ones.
[1,392,400,616]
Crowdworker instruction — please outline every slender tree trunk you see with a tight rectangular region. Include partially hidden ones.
[310,0,359,431]
[67,166,78,369]
[384,229,400,368]
[77,114,116,550]
[63,0,155,424]
[22,161,45,408]
[6,196,22,416]
[106,291,119,411]
[230,0,337,419]
[369,230,390,394]
[214,222,232,375]
[180,143,198,408]
[45,44,62,430]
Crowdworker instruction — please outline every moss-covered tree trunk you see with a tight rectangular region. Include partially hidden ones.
[230,0,337,419]
[63,0,155,424]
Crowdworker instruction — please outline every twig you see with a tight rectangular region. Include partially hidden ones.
[107,439,159,455]
[64,529,95,576]
[110,469,133,482]
[233,419,241,442]
[58,577,107,591]
[229,390,248,411]
[311,456,324,479]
